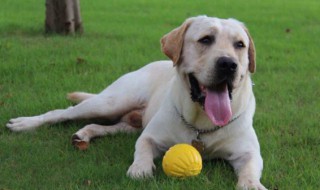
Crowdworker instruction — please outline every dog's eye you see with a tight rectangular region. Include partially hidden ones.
[234,41,245,49]
[198,35,215,45]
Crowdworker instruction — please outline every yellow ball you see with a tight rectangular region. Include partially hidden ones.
[162,144,202,177]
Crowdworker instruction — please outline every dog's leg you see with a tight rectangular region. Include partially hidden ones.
[127,135,160,179]
[72,122,141,150]
[230,152,267,190]
[72,109,143,148]
[67,92,96,104]
[6,95,136,132]
[6,71,148,132]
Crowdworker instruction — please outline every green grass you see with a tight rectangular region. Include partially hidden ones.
[1,0,319,189]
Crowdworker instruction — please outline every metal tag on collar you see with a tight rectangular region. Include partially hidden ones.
[192,139,205,153]
[191,131,205,153]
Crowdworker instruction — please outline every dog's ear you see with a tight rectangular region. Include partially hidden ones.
[161,18,193,65]
[244,28,256,73]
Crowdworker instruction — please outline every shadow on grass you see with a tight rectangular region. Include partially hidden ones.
[0,23,83,38]
[0,23,45,37]
[0,22,142,42]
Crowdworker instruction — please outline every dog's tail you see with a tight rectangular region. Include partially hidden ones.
[67,92,96,103]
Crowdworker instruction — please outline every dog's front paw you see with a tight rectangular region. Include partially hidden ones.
[127,161,155,179]
[237,179,267,190]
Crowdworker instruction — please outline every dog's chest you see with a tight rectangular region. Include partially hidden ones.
[176,119,226,156]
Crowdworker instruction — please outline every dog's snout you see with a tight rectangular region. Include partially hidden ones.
[216,57,237,74]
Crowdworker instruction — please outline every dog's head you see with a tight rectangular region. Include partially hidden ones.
[161,16,256,126]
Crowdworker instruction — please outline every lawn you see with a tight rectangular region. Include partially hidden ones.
[0,0,319,189]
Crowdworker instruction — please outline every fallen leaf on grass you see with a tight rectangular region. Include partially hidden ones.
[83,179,92,186]
[285,28,291,33]
[76,57,87,64]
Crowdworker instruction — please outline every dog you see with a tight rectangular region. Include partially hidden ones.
[7,16,266,190]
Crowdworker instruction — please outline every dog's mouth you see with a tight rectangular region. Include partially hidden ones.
[189,74,233,126]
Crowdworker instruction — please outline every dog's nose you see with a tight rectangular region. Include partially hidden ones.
[216,57,237,74]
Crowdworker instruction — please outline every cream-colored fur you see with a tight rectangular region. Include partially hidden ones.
[7,16,266,190]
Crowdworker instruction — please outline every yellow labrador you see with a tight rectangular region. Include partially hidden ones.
[7,16,266,190]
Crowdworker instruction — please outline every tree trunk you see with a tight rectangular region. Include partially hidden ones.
[45,0,83,35]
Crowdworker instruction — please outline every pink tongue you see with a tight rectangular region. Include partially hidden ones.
[204,85,232,126]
